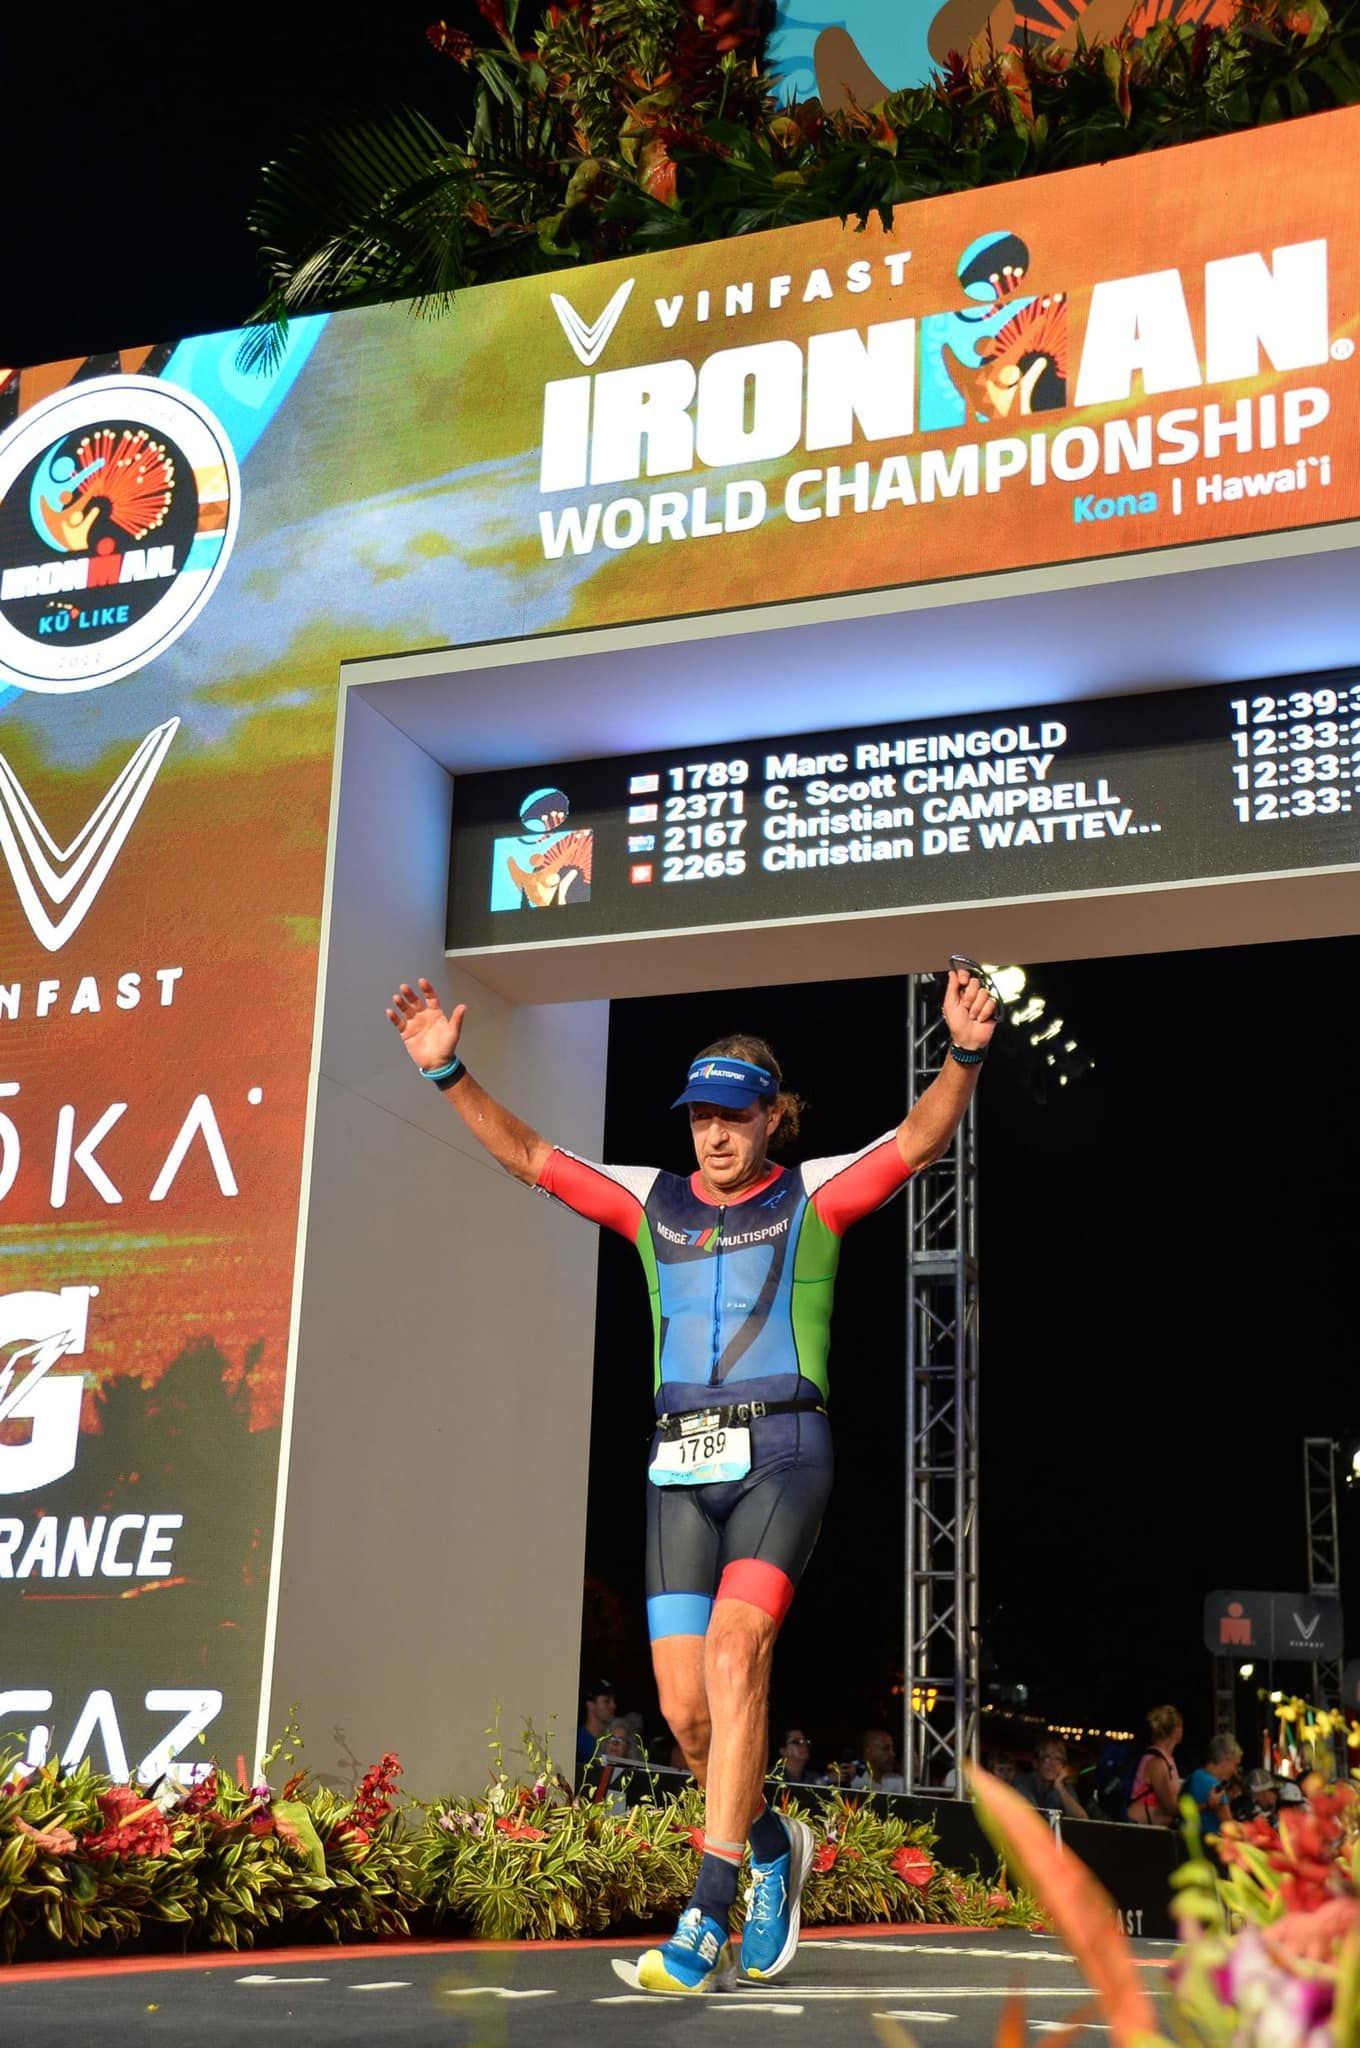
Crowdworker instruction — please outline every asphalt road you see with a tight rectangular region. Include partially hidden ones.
[0,1927,1175,2047]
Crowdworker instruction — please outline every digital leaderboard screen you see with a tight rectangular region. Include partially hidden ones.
[446,675,1360,951]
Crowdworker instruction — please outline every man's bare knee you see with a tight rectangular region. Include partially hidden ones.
[706,1609,775,1701]
[665,1701,712,1757]
[656,1672,711,1758]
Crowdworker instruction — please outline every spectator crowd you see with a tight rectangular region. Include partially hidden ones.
[577,1682,1305,1830]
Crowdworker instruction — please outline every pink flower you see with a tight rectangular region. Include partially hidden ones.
[15,1816,77,1856]
[1224,1926,1335,2047]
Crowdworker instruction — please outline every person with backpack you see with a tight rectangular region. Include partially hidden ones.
[1126,1704,1184,1826]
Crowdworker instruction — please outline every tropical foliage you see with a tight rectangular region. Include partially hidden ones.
[0,1747,420,1963]
[968,1753,1360,2048]
[0,1723,1040,1961]
[242,0,1360,364]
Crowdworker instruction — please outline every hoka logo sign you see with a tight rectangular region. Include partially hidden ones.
[540,239,1331,495]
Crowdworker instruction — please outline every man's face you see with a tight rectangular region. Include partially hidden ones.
[1035,1745,1066,1783]
[1257,1785,1278,1809]
[590,1692,616,1724]
[863,1731,895,1773]
[1213,1753,1240,1782]
[782,1732,811,1774]
[688,1100,780,1194]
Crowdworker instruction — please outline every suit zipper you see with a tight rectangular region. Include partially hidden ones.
[709,1206,725,1385]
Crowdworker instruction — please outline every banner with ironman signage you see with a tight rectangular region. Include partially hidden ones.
[0,109,1357,1782]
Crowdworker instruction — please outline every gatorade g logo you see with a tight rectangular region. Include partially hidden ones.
[0,1286,97,1494]
[0,377,240,694]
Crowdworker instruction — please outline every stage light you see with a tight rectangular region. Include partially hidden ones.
[1270,1690,1285,1703]
[1031,1017,1064,1045]
[1010,996,1046,1027]
[983,964,1028,1004]
[1239,1662,1255,1679]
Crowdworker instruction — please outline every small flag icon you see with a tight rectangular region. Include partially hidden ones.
[628,834,655,853]
[629,772,660,795]
[630,863,654,886]
[628,803,658,824]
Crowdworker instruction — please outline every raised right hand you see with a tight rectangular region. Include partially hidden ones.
[386,978,465,1071]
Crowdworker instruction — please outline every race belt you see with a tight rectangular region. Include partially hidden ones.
[655,1399,827,1441]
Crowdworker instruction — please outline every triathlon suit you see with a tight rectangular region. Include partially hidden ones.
[536,1135,913,1640]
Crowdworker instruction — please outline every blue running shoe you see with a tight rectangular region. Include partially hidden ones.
[637,1907,737,1994]
[740,1813,816,1981]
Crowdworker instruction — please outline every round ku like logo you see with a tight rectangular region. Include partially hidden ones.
[0,375,240,694]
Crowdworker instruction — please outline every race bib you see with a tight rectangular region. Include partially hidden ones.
[648,1418,752,1488]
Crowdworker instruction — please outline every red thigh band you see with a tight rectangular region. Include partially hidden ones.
[715,1558,796,1624]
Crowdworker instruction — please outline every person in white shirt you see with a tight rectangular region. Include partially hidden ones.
[852,1728,905,1795]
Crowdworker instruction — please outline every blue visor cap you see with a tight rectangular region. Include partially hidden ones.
[672,1057,778,1110]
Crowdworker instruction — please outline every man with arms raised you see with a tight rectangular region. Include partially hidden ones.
[385,966,996,1993]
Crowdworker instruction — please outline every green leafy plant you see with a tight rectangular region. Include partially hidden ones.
[0,1720,1041,1960]
[970,1756,1360,2048]
[242,0,1360,366]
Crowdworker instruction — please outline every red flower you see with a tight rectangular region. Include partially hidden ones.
[813,1843,838,1872]
[494,1816,547,1843]
[427,19,476,61]
[688,1827,706,1852]
[180,1770,220,1815]
[476,0,508,32]
[892,1845,935,1888]
[351,1753,403,1833]
[82,1785,173,1861]
[1267,1897,1360,1965]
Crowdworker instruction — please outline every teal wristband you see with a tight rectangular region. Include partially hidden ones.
[948,1044,986,1067]
[420,1055,465,1088]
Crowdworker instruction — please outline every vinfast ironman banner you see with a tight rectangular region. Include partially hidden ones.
[529,108,1360,612]
[0,107,1358,1784]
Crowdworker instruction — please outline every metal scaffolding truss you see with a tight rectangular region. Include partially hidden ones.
[1304,1437,1342,1706]
[903,974,981,1795]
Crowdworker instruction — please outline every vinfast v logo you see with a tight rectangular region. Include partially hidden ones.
[0,717,179,952]
[549,279,636,368]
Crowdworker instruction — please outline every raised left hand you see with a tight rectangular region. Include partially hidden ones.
[943,964,999,1052]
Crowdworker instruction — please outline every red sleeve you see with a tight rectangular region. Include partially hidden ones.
[535,1150,656,1242]
[804,1133,913,1238]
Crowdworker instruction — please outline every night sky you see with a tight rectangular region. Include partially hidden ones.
[4,11,1357,1779]
[583,941,1360,1774]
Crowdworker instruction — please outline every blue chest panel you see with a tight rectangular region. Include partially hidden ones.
[644,1170,806,1389]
